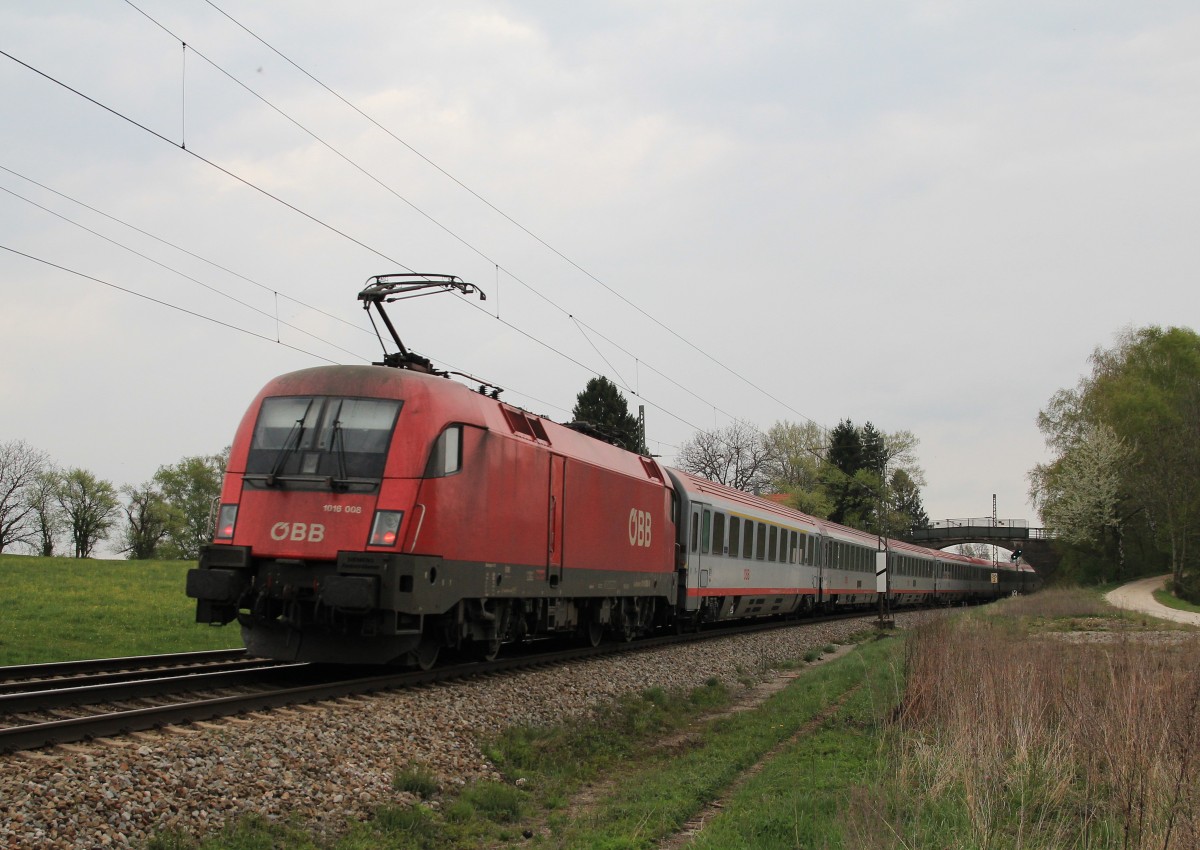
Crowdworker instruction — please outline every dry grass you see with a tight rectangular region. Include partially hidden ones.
[988,585,1114,620]
[875,614,1200,849]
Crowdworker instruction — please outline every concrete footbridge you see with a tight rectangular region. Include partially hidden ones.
[907,518,1059,572]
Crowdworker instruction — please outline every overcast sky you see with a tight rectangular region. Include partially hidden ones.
[2,1,1196,550]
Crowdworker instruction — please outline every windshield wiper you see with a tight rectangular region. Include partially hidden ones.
[327,415,350,491]
[266,400,314,486]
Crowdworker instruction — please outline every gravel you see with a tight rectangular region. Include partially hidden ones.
[0,611,937,849]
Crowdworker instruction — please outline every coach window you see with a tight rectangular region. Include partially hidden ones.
[712,512,726,555]
[690,512,699,554]
[755,523,767,561]
[701,509,711,555]
[743,521,755,559]
[789,530,798,564]
[729,517,742,558]
[768,526,778,561]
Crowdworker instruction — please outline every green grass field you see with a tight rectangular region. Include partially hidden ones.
[0,554,243,664]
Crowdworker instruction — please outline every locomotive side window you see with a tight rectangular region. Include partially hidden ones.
[248,396,401,482]
[424,425,463,477]
[729,516,741,558]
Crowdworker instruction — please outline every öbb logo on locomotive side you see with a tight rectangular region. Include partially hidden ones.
[627,509,652,548]
[270,522,326,543]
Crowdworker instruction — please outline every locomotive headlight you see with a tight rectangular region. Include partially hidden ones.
[215,504,238,540]
[368,510,404,547]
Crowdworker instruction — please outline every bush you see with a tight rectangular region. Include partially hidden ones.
[1175,571,1200,605]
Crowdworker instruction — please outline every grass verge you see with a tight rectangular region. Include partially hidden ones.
[0,554,242,664]
[860,592,1200,849]
[1153,588,1200,615]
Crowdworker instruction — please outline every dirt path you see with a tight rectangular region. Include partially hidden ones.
[1105,575,1200,626]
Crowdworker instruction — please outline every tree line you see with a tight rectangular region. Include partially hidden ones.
[575,377,932,540]
[0,440,227,560]
[1029,325,1200,599]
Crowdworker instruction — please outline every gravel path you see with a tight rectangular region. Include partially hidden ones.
[1105,575,1200,626]
[0,611,937,850]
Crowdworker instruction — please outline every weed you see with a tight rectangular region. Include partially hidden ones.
[393,765,439,799]
[458,781,525,823]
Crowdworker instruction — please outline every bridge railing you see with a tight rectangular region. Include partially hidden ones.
[928,518,1030,530]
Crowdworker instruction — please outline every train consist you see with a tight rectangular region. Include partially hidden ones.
[186,276,1037,666]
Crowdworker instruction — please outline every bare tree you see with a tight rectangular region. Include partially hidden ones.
[676,421,774,493]
[0,439,49,553]
[55,467,119,559]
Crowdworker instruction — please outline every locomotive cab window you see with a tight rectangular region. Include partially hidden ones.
[424,425,463,477]
[247,396,402,484]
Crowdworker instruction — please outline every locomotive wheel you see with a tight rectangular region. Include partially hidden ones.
[586,615,604,647]
[412,634,440,671]
[476,636,502,662]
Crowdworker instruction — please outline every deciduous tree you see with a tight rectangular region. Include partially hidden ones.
[1030,325,1200,593]
[155,450,229,560]
[55,467,119,558]
[26,469,65,557]
[121,482,172,560]
[0,439,48,554]
[677,421,773,494]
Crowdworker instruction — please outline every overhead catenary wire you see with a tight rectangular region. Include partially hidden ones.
[198,0,827,433]
[0,163,370,337]
[0,243,338,364]
[0,46,714,434]
[0,182,367,362]
[126,0,826,434]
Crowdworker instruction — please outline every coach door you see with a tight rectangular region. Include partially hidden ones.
[547,455,565,587]
[683,502,710,612]
[817,536,830,607]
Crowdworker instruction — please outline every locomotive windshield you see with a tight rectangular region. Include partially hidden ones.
[246,396,402,485]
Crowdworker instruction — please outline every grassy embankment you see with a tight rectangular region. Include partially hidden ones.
[0,554,242,664]
[5,558,1195,848]
[869,588,1200,849]
[152,588,1199,850]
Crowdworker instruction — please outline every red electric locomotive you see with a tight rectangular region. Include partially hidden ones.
[187,274,1036,666]
[187,276,677,666]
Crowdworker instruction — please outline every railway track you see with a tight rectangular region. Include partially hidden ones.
[0,613,878,755]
